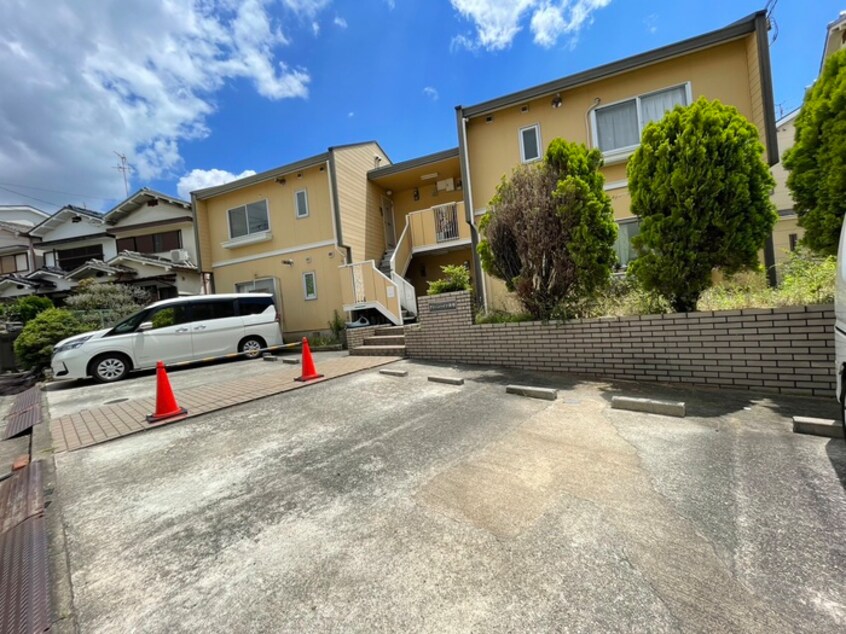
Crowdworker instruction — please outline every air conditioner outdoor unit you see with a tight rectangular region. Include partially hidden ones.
[170,249,190,263]
[436,178,455,192]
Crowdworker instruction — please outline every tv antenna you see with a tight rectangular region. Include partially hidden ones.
[113,151,131,197]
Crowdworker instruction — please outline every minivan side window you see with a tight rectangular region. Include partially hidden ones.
[148,305,191,330]
[238,296,273,315]
[109,309,149,335]
[190,300,237,322]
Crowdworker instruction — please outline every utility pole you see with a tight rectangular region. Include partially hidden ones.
[113,151,130,197]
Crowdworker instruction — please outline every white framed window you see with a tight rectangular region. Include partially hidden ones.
[228,200,269,239]
[614,218,641,269]
[519,124,541,163]
[302,271,317,300]
[592,83,691,157]
[295,189,309,218]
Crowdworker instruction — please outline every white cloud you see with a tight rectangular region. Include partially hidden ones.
[334,16,348,28]
[644,13,658,35]
[0,0,329,210]
[450,0,612,51]
[423,86,439,101]
[384,0,396,9]
[348,111,355,118]
[177,168,257,199]
[312,21,320,35]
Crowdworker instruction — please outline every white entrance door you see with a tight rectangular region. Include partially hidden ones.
[382,196,396,249]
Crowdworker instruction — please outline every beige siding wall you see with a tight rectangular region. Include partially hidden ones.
[200,163,334,270]
[334,144,390,263]
[194,198,213,272]
[745,34,766,144]
[212,243,344,339]
[466,37,760,214]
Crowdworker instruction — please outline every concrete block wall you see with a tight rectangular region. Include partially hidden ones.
[405,291,836,398]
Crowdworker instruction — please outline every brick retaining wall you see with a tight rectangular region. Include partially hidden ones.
[346,325,378,351]
[404,291,836,398]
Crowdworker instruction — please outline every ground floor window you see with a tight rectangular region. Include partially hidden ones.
[235,278,277,295]
[614,219,641,269]
[789,233,798,251]
[302,272,317,300]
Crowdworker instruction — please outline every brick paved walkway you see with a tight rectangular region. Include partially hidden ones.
[50,355,399,453]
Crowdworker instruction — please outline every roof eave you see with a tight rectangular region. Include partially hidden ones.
[368,148,460,181]
[192,152,331,200]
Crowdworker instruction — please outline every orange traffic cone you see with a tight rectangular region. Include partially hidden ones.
[295,337,324,382]
[146,361,188,423]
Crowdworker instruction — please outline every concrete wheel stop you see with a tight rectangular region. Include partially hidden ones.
[506,385,558,401]
[792,416,845,439]
[380,369,408,377]
[428,376,464,386]
[611,395,686,418]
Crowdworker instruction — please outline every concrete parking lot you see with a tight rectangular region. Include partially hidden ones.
[53,360,846,633]
[43,350,346,419]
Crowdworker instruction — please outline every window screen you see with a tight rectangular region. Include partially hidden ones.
[303,272,317,300]
[596,101,639,153]
[296,190,309,217]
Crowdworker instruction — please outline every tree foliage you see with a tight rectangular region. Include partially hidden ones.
[64,279,151,327]
[14,308,88,370]
[627,97,777,312]
[427,264,471,296]
[0,295,53,325]
[478,139,617,319]
[783,48,846,255]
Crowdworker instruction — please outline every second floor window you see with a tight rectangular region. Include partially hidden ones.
[0,253,28,275]
[520,125,541,163]
[116,230,182,254]
[228,200,269,239]
[295,190,309,218]
[56,244,104,271]
[594,84,689,155]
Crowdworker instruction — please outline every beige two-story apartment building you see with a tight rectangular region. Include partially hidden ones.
[455,10,778,311]
[193,11,781,335]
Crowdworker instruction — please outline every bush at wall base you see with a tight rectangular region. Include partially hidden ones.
[13,308,88,371]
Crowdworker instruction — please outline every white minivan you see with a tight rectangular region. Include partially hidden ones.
[51,294,283,383]
[837,222,846,410]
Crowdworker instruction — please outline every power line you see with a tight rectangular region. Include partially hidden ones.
[0,185,63,209]
[0,181,115,202]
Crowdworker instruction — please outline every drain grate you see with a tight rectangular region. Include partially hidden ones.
[8,386,41,417]
[0,516,50,634]
[0,462,44,535]
[2,404,42,441]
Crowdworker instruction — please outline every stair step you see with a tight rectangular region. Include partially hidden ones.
[350,345,406,357]
[364,335,405,346]
[375,325,406,335]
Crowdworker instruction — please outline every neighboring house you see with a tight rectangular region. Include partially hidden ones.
[192,142,397,340]
[822,11,846,65]
[454,11,777,311]
[768,109,802,282]
[0,189,201,301]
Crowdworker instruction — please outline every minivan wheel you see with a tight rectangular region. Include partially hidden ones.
[89,353,131,383]
[239,336,266,359]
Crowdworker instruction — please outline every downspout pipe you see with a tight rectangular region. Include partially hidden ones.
[327,153,352,264]
[456,106,487,312]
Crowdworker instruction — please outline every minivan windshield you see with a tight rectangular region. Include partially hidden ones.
[110,308,149,335]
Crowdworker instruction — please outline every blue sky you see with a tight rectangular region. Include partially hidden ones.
[0,0,842,212]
